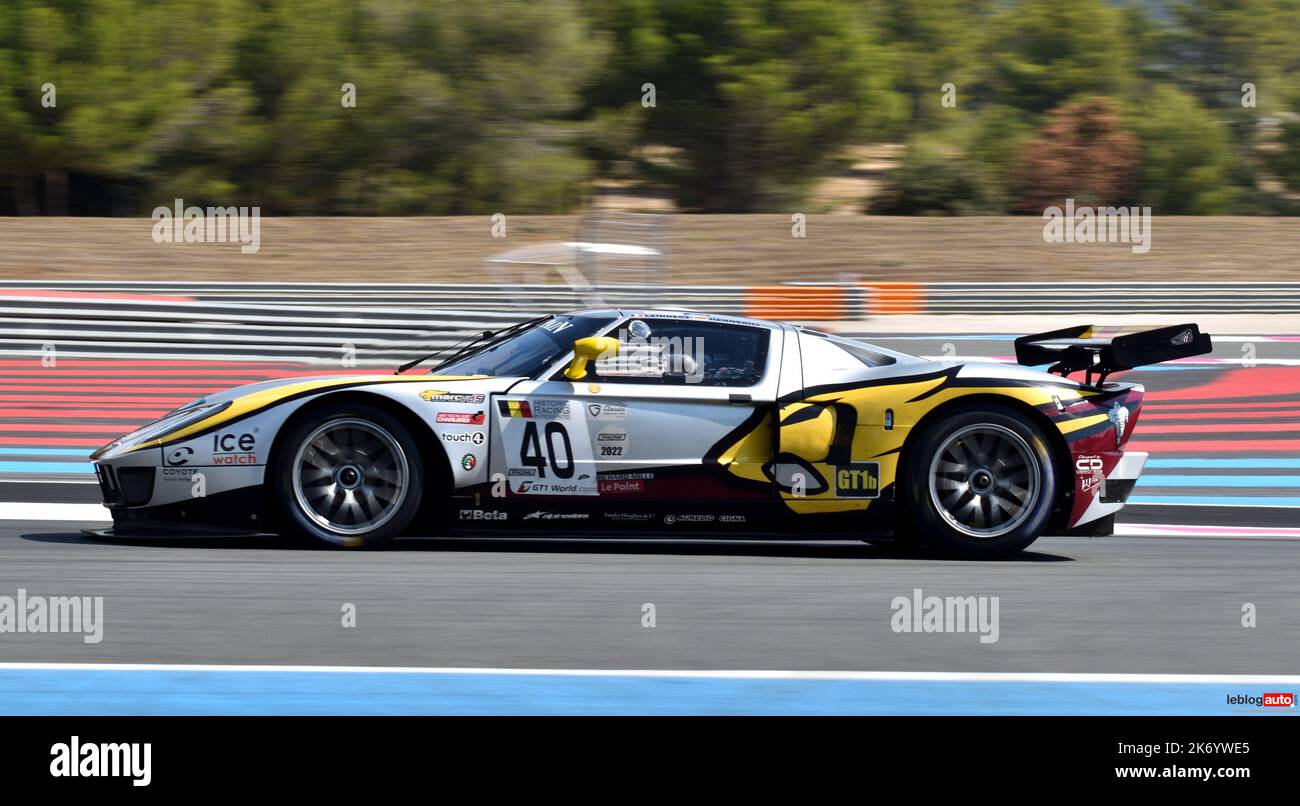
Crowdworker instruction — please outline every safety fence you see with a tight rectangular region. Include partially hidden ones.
[2,280,1298,366]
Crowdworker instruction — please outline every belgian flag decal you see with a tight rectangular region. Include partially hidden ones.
[497,399,533,418]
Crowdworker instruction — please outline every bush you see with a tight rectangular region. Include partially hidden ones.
[1012,97,1138,212]
[869,144,1004,215]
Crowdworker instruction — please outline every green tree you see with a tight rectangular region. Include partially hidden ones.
[987,0,1136,114]
[1165,0,1300,116]
[1129,85,1239,213]
[642,0,900,211]
[866,0,994,130]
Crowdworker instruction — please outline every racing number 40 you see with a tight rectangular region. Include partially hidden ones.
[520,421,574,479]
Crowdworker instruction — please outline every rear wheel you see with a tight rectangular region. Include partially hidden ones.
[272,403,423,548]
[901,404,1057,558]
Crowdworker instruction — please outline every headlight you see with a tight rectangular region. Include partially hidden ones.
[93,400,232,458]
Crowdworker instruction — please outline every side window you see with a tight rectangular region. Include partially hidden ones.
[587,319,771,387]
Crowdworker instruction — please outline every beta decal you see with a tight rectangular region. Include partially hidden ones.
[437,411,485,425]
[458,509,505,521]
[834,462,880,498]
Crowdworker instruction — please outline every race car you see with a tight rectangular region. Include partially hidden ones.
[88,310,1211,557]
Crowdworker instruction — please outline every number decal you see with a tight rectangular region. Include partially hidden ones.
[519,420,575,479]
[545,422,574,478]
[521,421,548,477]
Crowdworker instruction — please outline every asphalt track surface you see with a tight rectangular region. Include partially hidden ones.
[1,525,1298,675]
[1,332,1298,678]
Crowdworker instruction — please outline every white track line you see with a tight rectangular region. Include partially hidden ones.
[1115,523,1300,539]
[0,502,109,521]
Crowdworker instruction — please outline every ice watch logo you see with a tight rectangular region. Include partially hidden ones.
[213,432,255,452]
[834,462,880,498]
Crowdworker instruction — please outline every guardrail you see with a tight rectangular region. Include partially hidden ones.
[2,281,1298,366]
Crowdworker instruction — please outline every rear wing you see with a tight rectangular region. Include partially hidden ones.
[1014,323,1212,385]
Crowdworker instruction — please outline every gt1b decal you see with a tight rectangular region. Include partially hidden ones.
[834,462,880,498]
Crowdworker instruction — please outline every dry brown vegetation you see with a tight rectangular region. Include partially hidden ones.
[0,215,1296,285]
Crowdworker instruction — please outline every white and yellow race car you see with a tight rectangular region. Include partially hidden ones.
[89,311,1210,557]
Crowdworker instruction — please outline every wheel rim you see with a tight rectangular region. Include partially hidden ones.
[927,423,1040,539]
[291,418,409,536]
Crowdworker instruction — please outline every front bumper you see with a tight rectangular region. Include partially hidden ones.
[93,457,268,535]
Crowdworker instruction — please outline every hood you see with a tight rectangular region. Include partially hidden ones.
[92,373,515,460]
[193,373,510,407]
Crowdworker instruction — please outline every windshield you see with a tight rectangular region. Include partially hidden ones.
[432,314,617,377]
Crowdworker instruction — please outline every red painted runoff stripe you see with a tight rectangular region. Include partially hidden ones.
[0,288,196,302]
[1146,368,1300,403]
[1135,423,1300,434]
[0,368,342,378]
[0,436,103,446]
[0,359,300,368]
[1141,409,1300,420]
[1143,400,1300,411]
[0,394,188,404]
[0,397,178,407]
[0,408,162,419]
[0,423,132,434]
[0,384,251,393]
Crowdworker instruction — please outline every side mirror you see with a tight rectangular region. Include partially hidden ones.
[564,336,619,380]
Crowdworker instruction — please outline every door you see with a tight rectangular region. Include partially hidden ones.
[490,316,782,511]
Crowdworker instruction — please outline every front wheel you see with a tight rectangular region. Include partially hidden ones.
[272,403,424,548]
[901,405,1057,559]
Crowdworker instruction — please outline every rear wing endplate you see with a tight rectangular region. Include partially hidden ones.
[1014,323,1213,385]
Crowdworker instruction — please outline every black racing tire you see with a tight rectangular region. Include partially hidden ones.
[900,403,1057,559]
[271,402,424,548]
